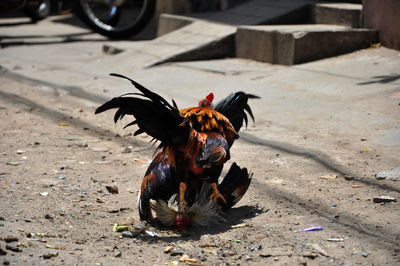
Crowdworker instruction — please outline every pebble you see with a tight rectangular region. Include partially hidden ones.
[114,251,122,258]
[5,237,18,243]
[122,231,140,238]
[45,214,53,220]
[5,245,21,252]
[170,247,184,256]
[362,252,368,258]
[105,185,118,194]
[0,247,7,256]
[375,167,400,181]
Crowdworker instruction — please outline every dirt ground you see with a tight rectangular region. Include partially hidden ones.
[0,72,399,266]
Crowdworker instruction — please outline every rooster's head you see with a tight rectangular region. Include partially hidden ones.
[176,214,191,230]
[198,93,214,108]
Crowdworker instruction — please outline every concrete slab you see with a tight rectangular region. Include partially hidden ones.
[149,0,312,65]
[236,24,378,65]
[313,3,362,28]
[124,20,236,68]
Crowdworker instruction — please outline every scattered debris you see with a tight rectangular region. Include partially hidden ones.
[320,174,337,180]
[144,229,158,237]
[40,192,49,196]
[3,236,18,243]
[6,161,23,166]
[5,245,21,252]
[231,223,247,229]
[373,196,397,203]
[58,123,69,127]
[0,247,7,256]
[42,252,58,259]
[113,224,129,232]
[122,231,140,238]
[44,214,53,220]
[103,45,124,55]
[105,185,118,194]
[170,247,184,256]
[164,245,174,254]
[295,226,323,232]
[199,243,219,248]
[344,175,354,181]
[45,244,65,250]
[179,254,197,263]
[134,160,148,164]
[352,185,362,188]
[96,197,105,203]
[312,244,330,257]
[328,238,344,242]
[303,253,318,259]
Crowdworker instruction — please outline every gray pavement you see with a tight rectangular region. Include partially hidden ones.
[0,14,399,155]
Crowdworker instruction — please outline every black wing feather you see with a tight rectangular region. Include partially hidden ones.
[214,92,259,133]
[95,73,188,147]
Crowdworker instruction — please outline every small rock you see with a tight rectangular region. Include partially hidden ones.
[0,247,7,256]
[344,175,354,181]
[3,261,10,265]
[57,176,66,180]
[121,147,132,154]
[170,247,184,256]
[96,198,105,203]
[105,185,118,194]
[274,256,279,261]
[362,252,368,258]
[164,246,174,254]
[45,214,53,220]
[352,250,359,255]
[5,245,21,252]
[250,245,262,251]
[5,237,18,243]
[114,251,122,258]
[373,196,397,203]
[122,231,140,238]
[103,45,124,55]
[375,167,400,181]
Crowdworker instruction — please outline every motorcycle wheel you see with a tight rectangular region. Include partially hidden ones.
[72,0,155,39]
[23,0,51,21]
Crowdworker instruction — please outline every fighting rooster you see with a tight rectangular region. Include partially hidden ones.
[95,73,258,228]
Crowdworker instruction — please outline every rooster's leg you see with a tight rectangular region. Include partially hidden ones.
[179,182,188,213]
[209,182,227,204]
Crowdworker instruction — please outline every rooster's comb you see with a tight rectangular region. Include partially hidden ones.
[206,93,214,103]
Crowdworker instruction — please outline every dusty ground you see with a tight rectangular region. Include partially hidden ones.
[0,72,399,265]
[0,12,400,266]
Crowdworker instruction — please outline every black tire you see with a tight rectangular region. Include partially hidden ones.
[72,0,155,39]
[23,0,51,21]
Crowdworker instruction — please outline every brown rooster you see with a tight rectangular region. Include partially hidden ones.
[95,73,258,228]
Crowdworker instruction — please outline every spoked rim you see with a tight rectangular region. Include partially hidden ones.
[80,0,149,32]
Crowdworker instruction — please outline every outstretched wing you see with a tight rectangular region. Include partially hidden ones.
[95,73,189,147]
[213,92,259,133]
